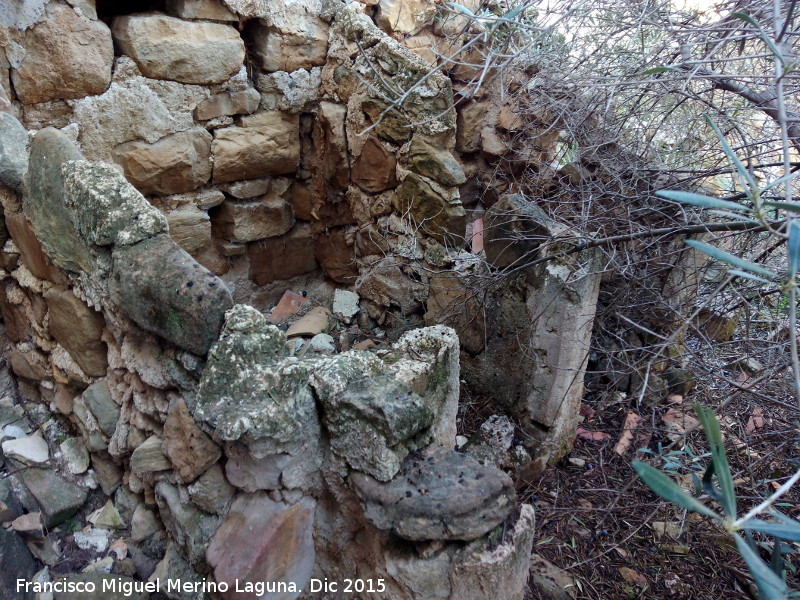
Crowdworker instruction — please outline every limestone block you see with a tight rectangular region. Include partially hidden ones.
[315,228,358,284]
[213,194,295,243]
[11,4,113,104]
[395,174,467,244]
[194,88,260,121]
[4,212,62,283]
[44,287,107,377]
[350,444,515,541]
[0,113,28,190]
[109,235,234,356]
[166,0,238,21]
[207,494,315,599]
[167,206,212,255]
[0,0,49,30]
[155,481,221,568]
[351,136,397,193]
[81,380,119,438]
[8,346,49,381]
[247,223,318,285]
[407,136,466,186]
[376,0,436,34]
[24,128,93,273]
[483,194,564,269]
[163,398,221,483]
[187,464,235,515]
[255,68,322,112]
[211,112,300,183]
[62,160,168,247]
[248,5,329,72]
[112,128,213,195]
[322,376,433,480]
[130,436,171,475]
[18,467,87,527]
[112,15,244,85]
[71,59,210,162]
[195,305,318,452]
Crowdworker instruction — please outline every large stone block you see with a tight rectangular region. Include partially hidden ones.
[247,223,318,285]
[351,136,397,193]
[394,173,467,244]
[4,211,63,282]
[247,4,329,72]
[24,128,93,273]
[112,14,244,85]
[18,468,87,527]
[211,112,300,183]
[194,88,261,121]
[213,194,295,243]
[167,206,212,254]
[207,494,315,600]
[163,398,221,484]
[109,235,234,355]
[11,4,113,104]
[315,228,358,284]
[44,287,108,377]
[0,113,28,190]
[113,128,212,195]
[62,160,168,247]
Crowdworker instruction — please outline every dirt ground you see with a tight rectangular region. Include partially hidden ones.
[459,315,800,599]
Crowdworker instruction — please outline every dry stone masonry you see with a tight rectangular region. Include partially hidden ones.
[0,0,605,598]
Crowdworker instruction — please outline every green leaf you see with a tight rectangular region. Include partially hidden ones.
[741,519,800,542]
[789,220,800,277]
[727,269,776,286]
[731,13,785,65]
[632,461,721,520]
[656,190,748,212]
[685,239,777,279]
[694,404,737,518]
[733,533,790,600]
[445,2,476,17]
[764,200,800,213]
[705,116,757,193]
[642,66,678,75]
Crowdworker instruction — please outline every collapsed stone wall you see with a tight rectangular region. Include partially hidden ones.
[0,0,606,597]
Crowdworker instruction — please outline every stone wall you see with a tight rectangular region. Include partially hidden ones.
[0,1,605,597]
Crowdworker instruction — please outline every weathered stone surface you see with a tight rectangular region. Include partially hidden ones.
[110,235,233,355]
[8,345,50,381]
[19,467,88,527]
[424,271,486,355]
[316,228,358,284]
[352,136,397,193]
[196,305,317,452]
[187,464,235,515]
[323,376,433,480]
[90,453,122,496]
[248,4,329,72]
[408,137,466,186]
[355,257,428,315]
[167,206,212,254]
[113,128,212,195]
[316,101,348,190]
[247,223,318,285]
[150,542,208,600]
[256,67,322,112]
[0,526,38,600]
[112,15,244,85]
[4,212,63,282]
[207,493,315,600]
[214,195,295,242]
[218,178,270,199]
[483,194,563,269]
[71,58,210,162]
[0,0,48,30]
[351,444,515,541]
[44,287,108,377]
[0,113,28,190]
[456,100,487,153]
[156,481,221,568]
[24,128,93,273]
[130,436,171,475]
[52,573,148,600]
[73,393,107,452]
[333,289,360,323]
[166,0,238,21]
[211,112,300,183]
[224,443,290,491]
[82,380,119,438]
[376,0,436,34]
[194,88,260,121]
[2,431,48,466]
[361,99,412,144]
[11,4,112,104]
[463,415,515,470]
[395,174,467,244]
[529,554,577,600]
[61,437,90,474]
[164,398,221,483]
[88,499,124,529]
